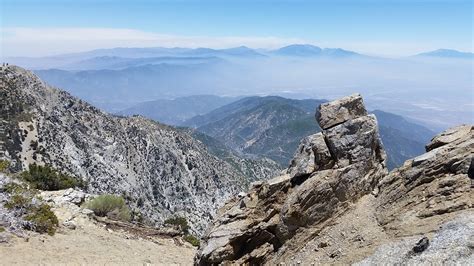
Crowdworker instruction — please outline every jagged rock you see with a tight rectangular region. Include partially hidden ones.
[324,114,386,168]
[376,125,473,233]
[316,93,367,130]
[196,94,388,264]
[196,93,473,265]
[426,125,472,151]
[287,133,334,179]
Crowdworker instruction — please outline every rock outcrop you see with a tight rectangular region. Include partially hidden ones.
[196,95,473,264]
[0,66,278,233]
[195,93,388,264]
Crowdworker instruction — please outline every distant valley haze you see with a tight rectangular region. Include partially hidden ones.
[1,0,473,131]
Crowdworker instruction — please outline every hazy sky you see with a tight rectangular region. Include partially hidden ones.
[1,0,473,57]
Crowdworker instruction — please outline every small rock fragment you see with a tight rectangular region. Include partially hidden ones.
[413,237,429,253]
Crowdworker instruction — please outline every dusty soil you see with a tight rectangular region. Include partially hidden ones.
[0,190,196,265]
[0,222,195,265]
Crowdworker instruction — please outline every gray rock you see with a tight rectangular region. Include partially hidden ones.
[196,94,388,264]
[287,133,334,178]
[357,213,474,265]
[426,124,472,151]
[316,93,367,130]
[324,114,386,168]
[62,220,77,230]
[81,208,94,216]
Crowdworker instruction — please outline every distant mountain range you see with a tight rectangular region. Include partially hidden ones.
[34,63,228,107]
[6,44,368,71]
[415,49,473,58]
[272,44,362,57]
[125,95,435,170]
[6,45,472,131]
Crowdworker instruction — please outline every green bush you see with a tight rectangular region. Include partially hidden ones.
[83,194,131,222]
[4,194,30,209]
[25,204,59,235]
[0,160,10,172]
[21,164,84,191]
[0,226,5,232]
[184,234,200,247]
[164,216,200,246]
[164,216,190,234]
[3,182,27,194]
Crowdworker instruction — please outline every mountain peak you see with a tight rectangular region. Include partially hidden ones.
[416,49,473,58]
[273,44,322,56]
[273,44,360,57]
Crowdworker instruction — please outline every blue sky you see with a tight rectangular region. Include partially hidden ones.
[1,0,473,56]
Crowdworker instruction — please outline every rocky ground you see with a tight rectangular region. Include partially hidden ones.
[0,185,196,265]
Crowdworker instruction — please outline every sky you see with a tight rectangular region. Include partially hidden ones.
[1,0,473,57]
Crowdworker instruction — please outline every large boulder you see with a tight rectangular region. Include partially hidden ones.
[324,114,386,168]
[195,94,388,264]
[286,133,334,179]
[316,93,367,130]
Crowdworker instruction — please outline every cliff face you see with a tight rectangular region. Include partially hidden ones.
[0,66,276,233]
[195,95,473,264]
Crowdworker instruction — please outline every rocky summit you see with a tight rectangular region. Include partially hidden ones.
[0,66,278,233]
[195,94,473,264]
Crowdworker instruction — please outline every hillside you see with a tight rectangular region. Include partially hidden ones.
[183,96,435,169]
[117,95,240,125]
[183,96,325,164]
[0,65,279,233]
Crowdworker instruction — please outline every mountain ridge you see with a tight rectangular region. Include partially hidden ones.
[415,49,473,58]
[0,65,280,233]
[182,96,435,169]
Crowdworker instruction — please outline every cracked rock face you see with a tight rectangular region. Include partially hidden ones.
[286,132,333,178]
[195,94,388,264]
[316,93,368,130]
[375,125,473,234]
[196,94,473,264]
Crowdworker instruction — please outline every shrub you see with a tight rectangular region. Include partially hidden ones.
[3,182,27,194]
[21,164,84,191]
[184,234,200,247]
[164,216,190,234]
[0,226,5,232]
[4,194,30,209]
[83,194,131,222]
[0,160,10,172]
[164,216,200,246]
[25,204,59,235]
